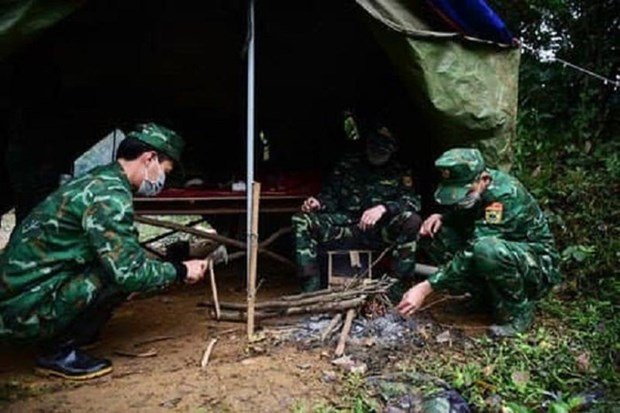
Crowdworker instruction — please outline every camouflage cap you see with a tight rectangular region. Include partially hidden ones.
[127,123,184,165]
[434,148,485,205]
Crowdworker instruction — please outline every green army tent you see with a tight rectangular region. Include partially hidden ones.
[0,0,519,218]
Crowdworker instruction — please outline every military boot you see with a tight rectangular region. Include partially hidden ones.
[35,344,113,380]
[488,301,534,338]
[298,263,321,293]
[301,276,322,293]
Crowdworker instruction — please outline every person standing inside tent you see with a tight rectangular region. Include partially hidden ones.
[0,123,208,380]
[292,111,422,292]
[397,148,560,336]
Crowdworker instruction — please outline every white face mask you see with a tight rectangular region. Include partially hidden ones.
[136,157,166,197]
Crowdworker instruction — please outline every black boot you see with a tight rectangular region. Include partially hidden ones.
[35,345,112,380]
[298,263,322,293]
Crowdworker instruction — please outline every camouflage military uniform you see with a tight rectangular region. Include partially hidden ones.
[424,149,560,332]
[0,162,179,342]
[293,153,421,282]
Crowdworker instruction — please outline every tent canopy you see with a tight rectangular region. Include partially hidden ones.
[0,0,519,217]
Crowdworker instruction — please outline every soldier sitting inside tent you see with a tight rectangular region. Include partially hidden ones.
[396,148,561,336]
[292,111,422,292]
[0,123,209,380]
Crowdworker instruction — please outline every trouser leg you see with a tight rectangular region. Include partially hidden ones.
[472,237,549,331]
[376,211,422,279]
[419,226,491,310]
[292,212,356,277]
[44,287,127,349]
[38,267,127,350]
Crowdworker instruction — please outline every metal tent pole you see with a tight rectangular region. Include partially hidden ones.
[245,0,255,276]
[245,0,257,338]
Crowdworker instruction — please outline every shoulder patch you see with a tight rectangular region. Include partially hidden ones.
[485,202,503,224]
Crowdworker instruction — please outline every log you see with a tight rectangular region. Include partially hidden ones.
[213,296,366,315]
[215,289,375,311]
[335,309,356,357]
[321,313,343,342]
[214,296,366,322]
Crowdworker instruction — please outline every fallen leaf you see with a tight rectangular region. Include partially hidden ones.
[575,352,591,372]
[511,371,530,387]
[331,355,354,367]
[436,330,451,344]
[482,364,495,377]
[350,363,367,375]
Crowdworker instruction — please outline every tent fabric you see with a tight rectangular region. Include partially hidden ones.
[356,0,519,169]
[0,0,85,60]
[426,0,514,45]
[0,0,519,172]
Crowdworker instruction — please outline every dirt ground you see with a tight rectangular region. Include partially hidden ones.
[0,213,492,412]
[0,260,348,412]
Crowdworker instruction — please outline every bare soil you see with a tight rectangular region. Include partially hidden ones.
[0,223,492,412]
[0,261,348,413]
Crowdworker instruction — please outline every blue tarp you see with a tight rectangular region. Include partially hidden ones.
[426,0,514,44]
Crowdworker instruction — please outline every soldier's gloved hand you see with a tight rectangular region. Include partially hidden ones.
[301,197,321,212]
[183,259,208,284]
[419,213,443,238]
[358,205,387,231]
[396,280,433,316]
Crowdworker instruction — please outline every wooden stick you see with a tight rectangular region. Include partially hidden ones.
[281,278,393,301]
[213,296,366,315]
[321,313,343,342]
[215,297,366,322]
[417,293,471,312]
[135,215,294,268]
[215,290,373,310]
[200,338,218,370]
[335,309,356,357]
[259,226,291,247]
[207,259,221,320]
[133,335,177,347]
[247,182,261,339]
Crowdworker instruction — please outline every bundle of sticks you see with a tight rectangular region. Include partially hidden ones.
[205,277,395,322]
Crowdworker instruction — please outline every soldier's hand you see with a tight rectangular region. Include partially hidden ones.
[183,259,208,284]
[396,281,433,317]
[419,213,443,237]
[301,197,321,212]
[358,205,387,231]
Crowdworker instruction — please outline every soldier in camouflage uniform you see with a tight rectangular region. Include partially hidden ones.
[0,123,208,380]
[397,148,560,336]
[292,113,422,292]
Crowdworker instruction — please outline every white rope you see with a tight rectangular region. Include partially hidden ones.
[521,43,620,89]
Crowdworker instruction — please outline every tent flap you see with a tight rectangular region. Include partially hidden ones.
[358,0,520,169]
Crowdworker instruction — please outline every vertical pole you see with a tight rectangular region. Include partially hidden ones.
[246,0,256,274]
[246,0,257,338]
[247,182,261,338]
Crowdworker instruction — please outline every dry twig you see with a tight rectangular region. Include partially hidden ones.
[200,338,218,370]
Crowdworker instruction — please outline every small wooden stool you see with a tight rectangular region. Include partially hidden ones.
[327,249,374,288]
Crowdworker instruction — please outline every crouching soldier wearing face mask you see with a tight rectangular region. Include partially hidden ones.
[292,112,422,293]
[397,148,561,337]
[0,123,208,380]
